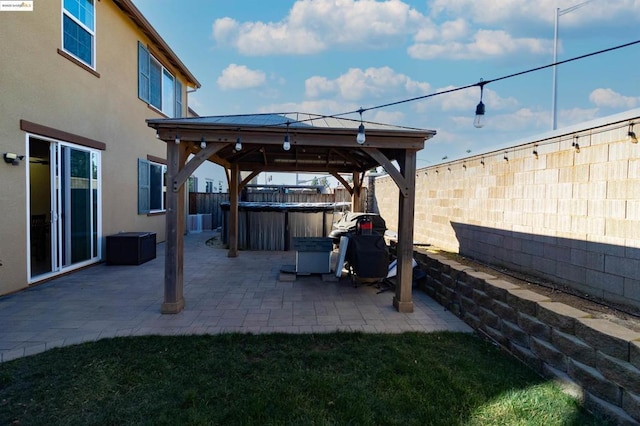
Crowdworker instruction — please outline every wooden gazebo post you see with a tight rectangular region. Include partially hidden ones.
[352,172,362,212]
[228,163,240,257]
[162,139,186,314]
[393,149,417,313]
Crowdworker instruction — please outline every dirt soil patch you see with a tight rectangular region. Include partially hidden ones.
[419,248,640,334]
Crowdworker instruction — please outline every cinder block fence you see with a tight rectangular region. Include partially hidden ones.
[375,109,640,312]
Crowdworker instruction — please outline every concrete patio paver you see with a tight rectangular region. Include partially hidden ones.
[0,231,472,362]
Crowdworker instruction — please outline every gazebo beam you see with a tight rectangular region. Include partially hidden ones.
[240,169,263,191]
[362,148,409,197]
[173,142,226,190]
[330,172,353,195]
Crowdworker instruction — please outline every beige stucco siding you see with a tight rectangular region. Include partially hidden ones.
[0,0,193,294]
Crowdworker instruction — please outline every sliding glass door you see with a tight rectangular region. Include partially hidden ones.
[29,137,101,280]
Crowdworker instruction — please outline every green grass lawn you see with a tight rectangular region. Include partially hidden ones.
[0,332,608,425]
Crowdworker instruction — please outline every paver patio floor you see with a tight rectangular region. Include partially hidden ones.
[0,231,471,362]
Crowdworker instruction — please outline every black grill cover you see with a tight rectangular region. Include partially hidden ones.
[346,235,388,279]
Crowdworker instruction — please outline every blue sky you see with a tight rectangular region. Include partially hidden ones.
[132,0,640,186]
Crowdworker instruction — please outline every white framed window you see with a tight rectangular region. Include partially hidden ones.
[62,0,95,68]
[138,159,166,214]
[138,42,182,117]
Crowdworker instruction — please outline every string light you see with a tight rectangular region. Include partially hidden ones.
[474,79,486,128]
[200,136,206,149]
[235,137,242,151]
[160,41,640,147]
[628,122,638,143]
[572,135,580,153]
[356,108,366,144]
[283,121,291,151]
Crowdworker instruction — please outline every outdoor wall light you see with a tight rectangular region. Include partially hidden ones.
[3,152,24,165]
[628,123,638,144]
[480,158,485,167]
[503,152,509,161]
[235,137,242,151]
[533,146,539,159]
[356,108,366,144]
[473,79,486,128]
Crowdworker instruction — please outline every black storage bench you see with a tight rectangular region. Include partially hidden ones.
[106,232,156,265]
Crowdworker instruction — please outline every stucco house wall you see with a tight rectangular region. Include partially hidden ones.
[0,0,198,295]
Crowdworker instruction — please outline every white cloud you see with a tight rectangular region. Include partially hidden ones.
[212,17,239,44]
[558,107,600,126]
[305,67,430,102]
[369,110,406,125]
[589,88,639,109]
[212,0,427,56]
[429,0,640,26]
[409,29,550,60]
[257,99,359,117]
[217,64,267,90]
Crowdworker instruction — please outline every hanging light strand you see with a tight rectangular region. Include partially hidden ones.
[356,108,366,144]
[628,122,638,143]
[283,121,291,151]
[474,79,486,128]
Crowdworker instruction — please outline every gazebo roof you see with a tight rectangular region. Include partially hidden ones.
[147,112,436,174]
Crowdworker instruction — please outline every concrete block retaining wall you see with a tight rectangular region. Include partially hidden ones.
[415,250,640,425]
[375,109,640,311]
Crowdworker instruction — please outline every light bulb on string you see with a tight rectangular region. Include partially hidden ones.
[628,123,638,144]
[235,137,242,151]
[283,121,291,151]
[200,137,206,149]
[473,79,486,128]
[356,108,366,144]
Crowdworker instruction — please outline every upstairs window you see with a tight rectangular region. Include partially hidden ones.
[138,42,183,117]
[62,0,95,68]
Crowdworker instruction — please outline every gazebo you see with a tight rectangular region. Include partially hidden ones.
[146,113,436,314]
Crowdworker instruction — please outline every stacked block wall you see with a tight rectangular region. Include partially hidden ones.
[416,251,640,425]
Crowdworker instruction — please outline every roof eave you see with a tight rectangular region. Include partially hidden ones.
[111,0,201,89]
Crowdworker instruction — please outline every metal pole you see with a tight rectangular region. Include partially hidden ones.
[552,7,559,130]
[551,0,594,131]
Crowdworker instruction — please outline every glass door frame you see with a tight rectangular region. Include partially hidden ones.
[26,134,102,283]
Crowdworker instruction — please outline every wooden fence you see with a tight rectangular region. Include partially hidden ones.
[188,188,364,229]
